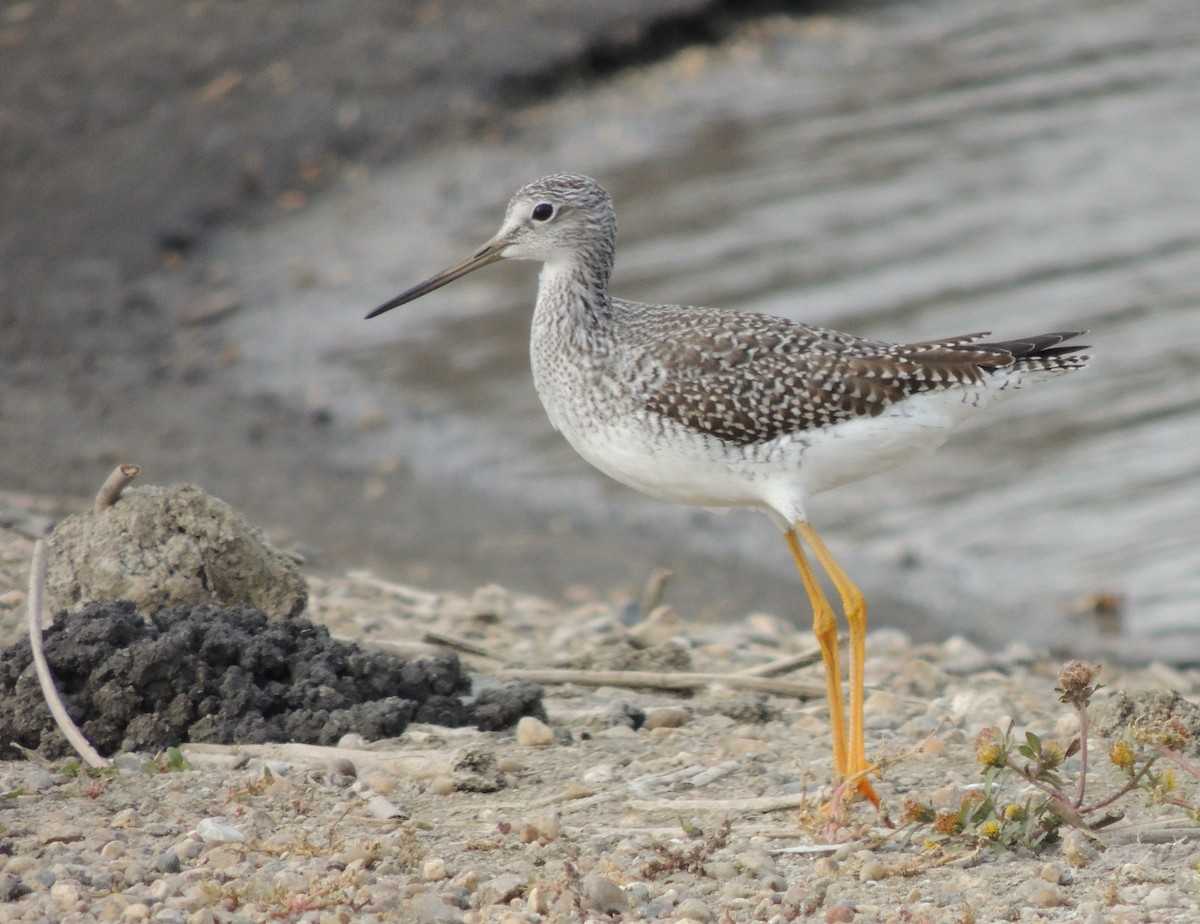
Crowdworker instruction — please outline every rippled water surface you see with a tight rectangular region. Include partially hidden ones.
[204,0,1200,656]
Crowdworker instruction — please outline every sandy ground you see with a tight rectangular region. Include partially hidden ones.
[1,489,1198,922]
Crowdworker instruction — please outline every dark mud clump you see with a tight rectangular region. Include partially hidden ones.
[0,601,543,760]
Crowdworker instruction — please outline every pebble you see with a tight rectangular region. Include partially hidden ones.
[0,873,30,901]
[1062,829,1100,868]
[194,817,245,844]
[583,763,617,784]
[427,775,456,795]
[24,771,62,791]
[642,706,691,730]
[365,771,395,794]
[675,896,712,922]
[154,851,182,874]
[520,810,561,843]
[1040,862,1063,885]
[423,857,449,882]
[516,716,555,746]
[407,892,463,923]
[364,794,406,819]
[582,874,629,915]
[477,872,524,906]
[1029,885,1061,908]
[825,902,856,922]
[859,860,886,882]
[1145,887,1173,908]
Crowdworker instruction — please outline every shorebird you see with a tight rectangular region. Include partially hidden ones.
[367,173,1089,804]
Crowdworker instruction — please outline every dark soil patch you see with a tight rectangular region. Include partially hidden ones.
[0,601,543,759]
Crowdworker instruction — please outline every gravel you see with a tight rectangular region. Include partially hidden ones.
[1,495,1199,921]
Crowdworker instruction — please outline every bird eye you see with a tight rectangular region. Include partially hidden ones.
[531,203,554,221]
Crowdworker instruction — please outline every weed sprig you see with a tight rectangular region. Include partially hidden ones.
[905,661,1199,853]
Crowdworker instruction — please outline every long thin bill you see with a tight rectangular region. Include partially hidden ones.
[366,238,506,319]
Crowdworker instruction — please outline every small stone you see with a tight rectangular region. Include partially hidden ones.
[583,763,616,784]
[642,706,691,730]
[702,861,738,880]
[1040,862,1063,885]
[478,872,523,906]
[605,701,645,729]
[859,859,886,882]
[813,857,839,877]
[825,903,856,923]
[675,897,712,922]
[100,840,124,860]
[427,775,456,795]
[423,857,449,882]
[582,874,629,915]
[154,851,181,874]
[331,757,357,778]
[497,755,522,773]
[1030,885,1061,908]
[38,825,85,844]
[1062,829,1100,868]
[364,795,407,819]
[122,904,150,922]
[365,771,395,794]
[521,810,561,843]
[172,837,204,860]
[453,745,505,793]
[863,690,903,716]
[25,771,62,791]
[194,817,245,844]
[50,880,82,908]
[516,716,555,747]
[527,885,550,914]
[406,892,462,923]
[0,874,30,902]
[1144,887,1173,908]
[111,808,139,828]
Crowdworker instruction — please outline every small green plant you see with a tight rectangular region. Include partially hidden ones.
[141,746,191,774]
[905,661,1199,854]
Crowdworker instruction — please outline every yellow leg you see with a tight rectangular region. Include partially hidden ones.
[795,522,877,805]
[785,529,847,777]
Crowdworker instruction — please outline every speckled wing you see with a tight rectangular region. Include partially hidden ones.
[641,311,1018,447]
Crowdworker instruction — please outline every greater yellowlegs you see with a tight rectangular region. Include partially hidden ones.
[367,173,1090,804]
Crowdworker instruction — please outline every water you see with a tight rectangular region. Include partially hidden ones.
[189,0,1200,657]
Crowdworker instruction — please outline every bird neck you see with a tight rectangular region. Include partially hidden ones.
[535,253,615,335]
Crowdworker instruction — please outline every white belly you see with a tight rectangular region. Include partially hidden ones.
[551,383,994,526]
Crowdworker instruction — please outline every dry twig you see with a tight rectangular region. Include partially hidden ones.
[495,667,823,698]
[94,463,140,513]
[26,540,111,769]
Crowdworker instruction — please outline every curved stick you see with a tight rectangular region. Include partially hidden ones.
[26,540,111,768]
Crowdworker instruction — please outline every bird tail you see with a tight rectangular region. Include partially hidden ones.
[976,330,1091,374]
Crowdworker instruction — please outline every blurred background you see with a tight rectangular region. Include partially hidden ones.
[2,0,1198,660]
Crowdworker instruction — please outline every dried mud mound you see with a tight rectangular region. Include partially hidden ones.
[0,601,543,760]
[45,484,307,620]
